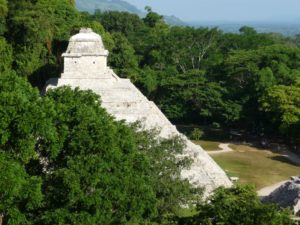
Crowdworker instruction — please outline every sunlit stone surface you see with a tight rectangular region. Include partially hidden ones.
[46,28,232,195]
[263,176,300,216]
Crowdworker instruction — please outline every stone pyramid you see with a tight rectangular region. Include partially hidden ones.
[46,28,232,195]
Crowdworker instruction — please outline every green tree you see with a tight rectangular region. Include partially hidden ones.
[7,0,79,82]
[109,32,139,80]
[131,123,201,224]
[95,10,145,36]
[260,84,300,141]
[143,6,164,28]
[0,37,12,74]
[224,45,300,132]
[190,128,204,141]
[38,87,158,224]
[156,27,220,73]
[183,185,292,225]
[139,66,159,96]
[239,26,257,35]
[0,73,57,224]
[38,87,198,225]
[0,0,7,34]
[158,69,241,125]
[0,0,7,17]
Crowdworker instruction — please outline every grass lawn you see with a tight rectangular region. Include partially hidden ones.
[192,140,221,151]
[210,144,300,190]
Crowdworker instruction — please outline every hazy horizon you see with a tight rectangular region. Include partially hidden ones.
[125,0,300,23]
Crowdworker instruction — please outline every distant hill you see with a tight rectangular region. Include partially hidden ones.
[164,15,186,26]
[76,0,186,26]
[76,0,143,16]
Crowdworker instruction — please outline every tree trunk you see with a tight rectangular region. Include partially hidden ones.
[0,213,4,225]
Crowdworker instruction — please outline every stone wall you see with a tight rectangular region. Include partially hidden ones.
[263,176,300,215]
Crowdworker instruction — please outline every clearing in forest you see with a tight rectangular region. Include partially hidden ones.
[197,141,300,190]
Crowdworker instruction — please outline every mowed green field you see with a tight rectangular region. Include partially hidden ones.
[210,144,300,189]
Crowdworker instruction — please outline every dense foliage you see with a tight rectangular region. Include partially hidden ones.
[0,1,297,224]
[95,11,300,145]
[0,73,198,224]
[180,185,292,225]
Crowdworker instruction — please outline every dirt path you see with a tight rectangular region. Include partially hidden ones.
[208,143,233,155]
[257,180,288,197]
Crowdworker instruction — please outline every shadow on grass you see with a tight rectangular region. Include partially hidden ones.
[269,155,300,167]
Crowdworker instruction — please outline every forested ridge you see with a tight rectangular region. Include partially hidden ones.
[1,1,299,145]
[95,10,300,146]
[0,0,298,224]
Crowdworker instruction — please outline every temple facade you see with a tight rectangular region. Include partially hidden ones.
[46,28,232,195]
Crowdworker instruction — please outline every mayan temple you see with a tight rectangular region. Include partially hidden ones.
[46,28,232,195]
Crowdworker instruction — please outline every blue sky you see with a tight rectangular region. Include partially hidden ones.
[126,0,300,22]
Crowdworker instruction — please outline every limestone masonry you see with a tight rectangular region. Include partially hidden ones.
[46,28,232,195]
[263,176,300,216]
